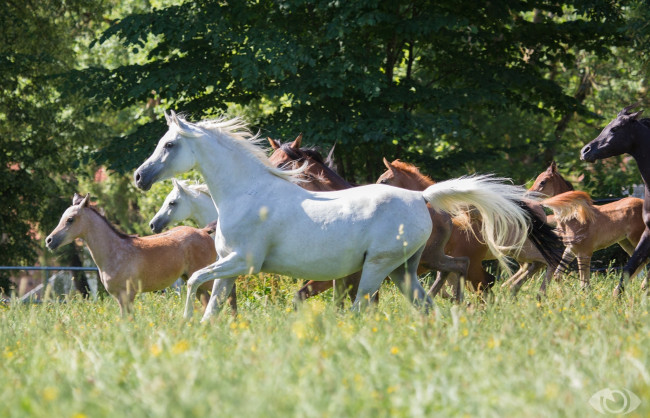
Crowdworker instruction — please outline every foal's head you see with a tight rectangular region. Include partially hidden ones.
[581,103,647,162]
[529,161,574,197]
[46,193,92,250]
[149,179,197,233]
[376,158,435,191]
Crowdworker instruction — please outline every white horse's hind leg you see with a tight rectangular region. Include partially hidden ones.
[389,247,433,311]
[184,252,252,320]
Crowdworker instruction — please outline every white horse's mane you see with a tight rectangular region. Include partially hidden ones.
[174,115,303,183]
[175,179,211,198]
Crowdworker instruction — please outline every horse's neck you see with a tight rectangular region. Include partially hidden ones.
[311,164,351,190]
[553,176,573,195]
[405,172,433,191]
[80,209,129,271]
[628,124,650,189]
[193,138,286,206]
[191,193,219,226]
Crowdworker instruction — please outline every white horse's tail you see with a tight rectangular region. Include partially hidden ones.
[421,175,529,272]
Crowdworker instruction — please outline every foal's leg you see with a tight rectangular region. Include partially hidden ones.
[576,255,591,289]
[510,262,544,296]
[615,229,650,296]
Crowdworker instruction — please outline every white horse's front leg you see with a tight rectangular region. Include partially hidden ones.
[183,252,253,321]
[202,277,236,321]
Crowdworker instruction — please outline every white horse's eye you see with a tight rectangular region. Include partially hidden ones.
[164,142,174,149]
[168,201,176,206]
[66,217,74,224]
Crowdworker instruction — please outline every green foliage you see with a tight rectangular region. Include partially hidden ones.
[0,1,109,271]
[67,0,630,184]
[1,274,650,416]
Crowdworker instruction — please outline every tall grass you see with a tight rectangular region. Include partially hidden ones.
[1,272,649,417]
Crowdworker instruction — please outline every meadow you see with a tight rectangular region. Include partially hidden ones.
[2,272,650,417]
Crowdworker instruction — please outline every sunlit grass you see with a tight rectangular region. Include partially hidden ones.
[1,272,650,417]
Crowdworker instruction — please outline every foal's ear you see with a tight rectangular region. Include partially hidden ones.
[548,161,557,173]
[72,193,83,205]
[383,157,394,171]
[290,133,303,149]
[268,137,281,150]
[74,193,90,207]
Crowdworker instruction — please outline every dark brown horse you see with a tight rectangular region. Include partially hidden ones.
[580,103,650,295]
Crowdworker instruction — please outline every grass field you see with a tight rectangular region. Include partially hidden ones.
[2,272,650,417]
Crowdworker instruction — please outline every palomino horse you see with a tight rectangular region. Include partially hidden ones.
[377,159,565,298]
[541,190,646,288]
[134,112,533,321]
[267,136,470,304]
[45,193,235,316]
[581,103,650,295]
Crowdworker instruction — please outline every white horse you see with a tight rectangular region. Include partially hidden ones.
[134,112,533,321]
[149,179,216,233]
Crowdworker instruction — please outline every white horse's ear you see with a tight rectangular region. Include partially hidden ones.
[72,193,82,205]
[290,133,303,149]
[170,110,179,126]
[164,110,171,125]
[172,178,180,188]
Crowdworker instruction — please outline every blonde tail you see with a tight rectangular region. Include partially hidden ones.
[421,175,530,272]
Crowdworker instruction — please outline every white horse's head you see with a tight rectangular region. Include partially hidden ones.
[134,111,203,191]
[149,179,195,233]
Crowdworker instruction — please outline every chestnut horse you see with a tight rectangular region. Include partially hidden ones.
[377,159,565,298]
[45,193,234,316]
[581,103,650,295]
[542,191,646,288]
[529,161,575,196]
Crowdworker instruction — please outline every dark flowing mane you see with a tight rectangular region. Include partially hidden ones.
[278,143,327,165]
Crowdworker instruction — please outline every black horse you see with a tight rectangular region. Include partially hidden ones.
[581,103,650,295]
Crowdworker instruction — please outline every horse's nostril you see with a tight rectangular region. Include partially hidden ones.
[583,145,591,154]
[46,237,52,244]
[135,173,141,183]
[150,222,155,231]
